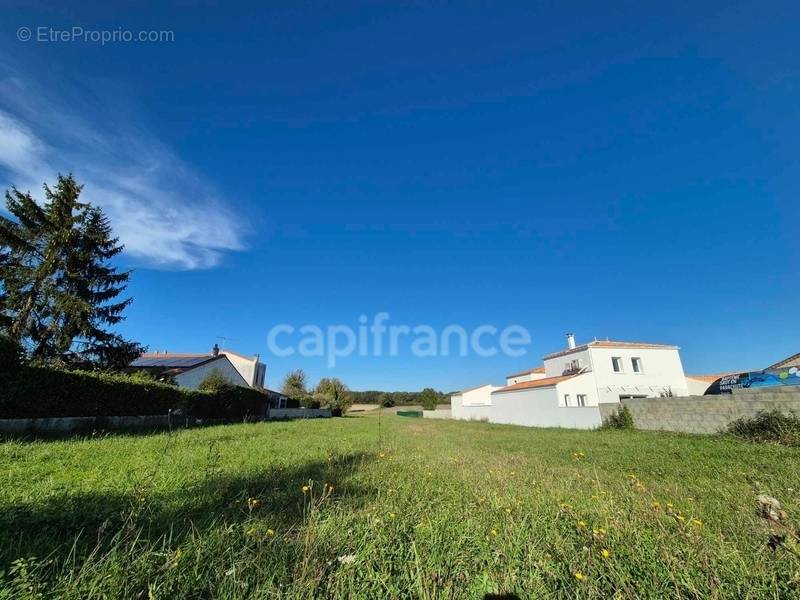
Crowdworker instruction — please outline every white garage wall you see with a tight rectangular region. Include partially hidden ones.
[490,385,602,429]
[451,384,499,421]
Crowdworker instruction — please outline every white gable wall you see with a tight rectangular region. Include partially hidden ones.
[588,347,689,403]
[222,353,263,387]
[174,357,249,390]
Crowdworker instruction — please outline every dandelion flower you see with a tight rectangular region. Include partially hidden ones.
[302,485,310,493]
[574,572,586,581]
[267,529,275,536]
[601,549,610,559]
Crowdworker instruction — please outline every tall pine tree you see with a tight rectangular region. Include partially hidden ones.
[0,174,144,369]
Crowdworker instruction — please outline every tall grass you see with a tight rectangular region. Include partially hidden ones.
[1,415,799,598]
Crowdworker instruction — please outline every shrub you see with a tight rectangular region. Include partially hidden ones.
[600,405,635,430]
[725,410,800,446]
[420,388,439,411]
[304,395,322,409]
[315,378,352,416]
[197,369,233,393]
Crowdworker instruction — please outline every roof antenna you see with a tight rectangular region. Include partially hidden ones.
[216,336,239,352]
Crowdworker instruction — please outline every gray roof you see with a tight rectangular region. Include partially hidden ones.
[130,355,214,368]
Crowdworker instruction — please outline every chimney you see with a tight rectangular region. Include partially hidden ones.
[566,333,576,350]
[212,343,220,357]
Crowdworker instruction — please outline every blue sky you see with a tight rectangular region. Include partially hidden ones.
[1,1,797,391]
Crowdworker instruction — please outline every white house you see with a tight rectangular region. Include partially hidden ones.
[129,344,267,390]
[450,384,501,421]
[454,333,694,429]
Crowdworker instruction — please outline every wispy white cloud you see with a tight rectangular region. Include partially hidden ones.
[0,63,246,270]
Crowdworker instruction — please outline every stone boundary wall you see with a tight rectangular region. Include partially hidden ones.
[0,414,248,435]
[268,408,331,419]
[598,388,800,434]
[0,408,332,435]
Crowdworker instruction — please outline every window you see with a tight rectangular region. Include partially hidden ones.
[631,357,643,373]
[564,394,571,406]
[576,394,587,407]
[611,357,623,372]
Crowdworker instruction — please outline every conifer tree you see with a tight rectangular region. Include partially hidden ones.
[0,174,143,368]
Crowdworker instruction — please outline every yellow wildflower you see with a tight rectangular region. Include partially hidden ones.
[601,548,610,559]
[577,520,587,529]
[490,528,498,537]
[574,572,586,581]
[302,485,310,493]
[267,529,275,536]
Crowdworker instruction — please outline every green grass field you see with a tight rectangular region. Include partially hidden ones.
[2,413,799,598]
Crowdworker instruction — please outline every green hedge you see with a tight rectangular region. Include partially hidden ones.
[0,365,267,420]
[0,334,22,373]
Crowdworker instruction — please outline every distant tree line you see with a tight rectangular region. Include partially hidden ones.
[348,389,451,408]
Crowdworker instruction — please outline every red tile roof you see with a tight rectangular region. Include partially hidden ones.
[505,365,545,378]
[493,375,576,394]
